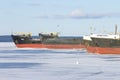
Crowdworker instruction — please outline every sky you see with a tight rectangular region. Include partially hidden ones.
[0,0,120,36]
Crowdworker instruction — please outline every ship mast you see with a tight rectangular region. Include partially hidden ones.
[115,24,117,35]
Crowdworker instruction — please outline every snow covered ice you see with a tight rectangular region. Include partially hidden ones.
[0,42,120,80]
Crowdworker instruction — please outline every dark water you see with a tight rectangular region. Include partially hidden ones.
[0,35,12,42]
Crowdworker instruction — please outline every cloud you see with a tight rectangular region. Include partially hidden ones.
[34,9,120,19]
[69,9,120,19]
[70,9,86,18]
[34,15,67,19]
[74,14,106,19]
[69,9,105,19]
[52,15,68,19]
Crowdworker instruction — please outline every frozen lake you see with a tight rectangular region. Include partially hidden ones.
[0,42,120,80]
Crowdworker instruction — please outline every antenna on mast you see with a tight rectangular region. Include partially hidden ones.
[90,26,93,34]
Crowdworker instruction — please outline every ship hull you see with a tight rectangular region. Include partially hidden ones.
[15,44,84,49]
[86,46,120,54]
[86,46,96,53]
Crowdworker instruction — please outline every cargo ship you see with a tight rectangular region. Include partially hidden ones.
[11,32,84,49]
[83,25,120,54]
[90,34,120,54]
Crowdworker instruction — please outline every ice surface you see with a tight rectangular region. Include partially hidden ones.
[0,42,120,80]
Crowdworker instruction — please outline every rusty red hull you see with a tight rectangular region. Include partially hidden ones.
[16,44,85,49]
[86,46,120,54]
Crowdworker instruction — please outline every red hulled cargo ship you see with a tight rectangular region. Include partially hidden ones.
[11,32,84,49]
[83,26,120,54]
